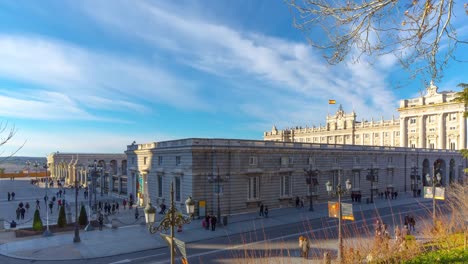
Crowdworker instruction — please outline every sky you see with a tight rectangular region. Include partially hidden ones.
[0,0,466,157]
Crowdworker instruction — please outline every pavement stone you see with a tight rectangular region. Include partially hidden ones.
[0,178,431,261]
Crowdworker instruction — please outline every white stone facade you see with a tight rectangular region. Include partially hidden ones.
[125,138,465,217]
[264,82,467,150]
[47,152,128,196]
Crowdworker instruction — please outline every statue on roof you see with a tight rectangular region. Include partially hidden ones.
[426,80,439,97]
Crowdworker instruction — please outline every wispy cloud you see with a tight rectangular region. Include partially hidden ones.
[0,34,208,121]
[82,0,399,128]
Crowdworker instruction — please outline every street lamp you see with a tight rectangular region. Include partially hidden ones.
[326,173,351,263]
[26,161,30,177]
[87,160,102,214]
[207,168,229,224]
[145,182,194,264]
[43,163,52,237]
[366,166,379,203]
[410,165,420,197]
[303,168,319,211]
[426,165,442,225]
[73,179,80,243]
[33,161,39,182]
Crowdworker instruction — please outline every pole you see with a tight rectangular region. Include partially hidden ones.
[170,182,175,264]
[217,168,221,224]
[432,172,436,225]
[338,171,343,263]
[73,180,81,243]
[309,174,314,211]
[43,165,52,237]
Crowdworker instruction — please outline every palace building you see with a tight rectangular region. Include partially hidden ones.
[264,82,467,150]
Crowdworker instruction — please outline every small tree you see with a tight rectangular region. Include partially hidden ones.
[78,204,88,226]
[32,209,43,231]
[57,205,67,228]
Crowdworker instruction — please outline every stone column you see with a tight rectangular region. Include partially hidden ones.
[400,117,407,147]
[439,114,445,149]
[419,115,425,148]
[460,112,466,149]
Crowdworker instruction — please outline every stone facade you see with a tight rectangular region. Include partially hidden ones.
[264,82,467,150]
[125,138,465,218]
[47,152,128,196]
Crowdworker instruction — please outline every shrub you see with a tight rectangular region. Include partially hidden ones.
[57,205,67,227]
[32,209,43,231]
[78,204,88,225]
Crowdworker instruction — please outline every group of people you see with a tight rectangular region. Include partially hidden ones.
[98,200,120,215]
[15,201,29,220]
[295,196,305,208]
[202,214,218,231]
[7,192,16,201]
[351,192,363,203]
[379,190,399,200]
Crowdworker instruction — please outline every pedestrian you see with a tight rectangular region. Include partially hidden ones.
[59,189,63,198]
[116,202,119,213]
[210,215,217,231]
[35,199,40,209]
[409,216,416,232]
[295,196,300,208]
[20,207,25,220]
[129,198,134,209]
[135,206,139,219]
[25,202,30,212]
[98,213,104,231]
[49,201,53,214]
[264,205,269,218]
[11,192,15,200]
[18,201,24,208]
[16,207,20,220]
[7,192,10,201]
[111,202,116,215]
[299,236,310,259]
[259,203,264,217]
[300,197,305,208]
[204,215,210,230]
[99,201,102,211]
[123,199,127,210]
[44,194,48,205]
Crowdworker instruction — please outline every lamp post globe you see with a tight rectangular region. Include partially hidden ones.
[325,180,332,193]
[185,196,195,216]
[144,202,156,226]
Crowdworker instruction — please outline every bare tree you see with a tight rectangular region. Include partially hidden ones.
[287,0,467,80]
[0,122,24,163]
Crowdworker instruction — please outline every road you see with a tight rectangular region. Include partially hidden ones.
[0,199,446,264]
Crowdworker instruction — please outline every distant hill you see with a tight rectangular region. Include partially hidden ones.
[0,156,47,173]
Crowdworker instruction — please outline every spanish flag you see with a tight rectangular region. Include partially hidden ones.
[329,99,336,104]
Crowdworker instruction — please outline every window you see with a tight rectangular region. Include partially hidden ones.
[449,113,457,121]
[352,170,360,189]
[429,143,435,149]
[374,133,379,138]
[354,157,360,164]
[355,135,360,139]
[131,157,135,165]
[308,156,315,165]
[429,128,436,132]
[428,115,435,123]
[248,176,260,200]
[143,157,147,165]
[364,134,369,138]
[289,157,294,165]
[396,132,400,136]
[280,157,292,166]
[280,175,291,197]
[450,126,457,130]
[249,156,258,166]
[384,132,389,137]
[410,129,416,133]
[387,169,394,185]
[158,156,163,166]
[411,143,416,148]
[176,156,181,166]
[410,118,417,124]
[388,157,393,163]
[157,175,163,197]
[450,142,456,150]
[175,177,181,202]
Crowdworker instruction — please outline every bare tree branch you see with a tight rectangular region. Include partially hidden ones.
[287,0,467,81]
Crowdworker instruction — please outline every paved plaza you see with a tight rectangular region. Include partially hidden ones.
[0,178,432,261]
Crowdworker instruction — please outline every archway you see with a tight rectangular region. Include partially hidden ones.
[422,159,430,186]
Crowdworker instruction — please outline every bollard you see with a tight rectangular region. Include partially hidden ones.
[323,252,331,264]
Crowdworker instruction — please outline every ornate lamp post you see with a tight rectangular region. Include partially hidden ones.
[43,163,52,237]
[26,161,31,177]
[426,163,442,225]
[366,166,379,203]
[87,160,102,214]
[33,161,39,182]
[144,182,194,264]
[326,174,351,263]
[207,168,229,224]
[73,179,80,243]
[303,167,319,211]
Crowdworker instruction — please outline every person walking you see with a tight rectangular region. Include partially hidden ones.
[35,199,40,210]
[123,199,127,210]
[115,202,119,213]
[210,215,217,231]
[25,202,30,212]
[44,194,48,206]
[7,192,10,201]
[204,215,210,230]
[15,207,20,220]
[295,196,300,208]
[300,197,305,208]
[49,201,53,214]
[11,192,15,200]
[409,215,416,232]
[111,202,116,215]
[264,205,269,218]
[259,203,264,217]
[135,206,139,220]
[18,201,24,208]
[20,207,25,220]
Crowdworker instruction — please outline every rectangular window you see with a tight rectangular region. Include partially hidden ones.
[131,157,135,165]
[364,134,369,138]
[450,126,457,130]
[143,157,147,165]
[355,135,360,139]
[428,115,435,123]
[280,157,289,166]
[388,157,393,163]
[157,175,163,197]
[248,176,260,200]
[387,169,394,185]
[396,131,400,136]
[280,175,291,197]
[249,156,258,166]
[158,156,163,166]
[352,170,360,189]
[450,142,456,150]
[175,177,181,202]
[449,113,457,121]
[374,133,379,138]
[410,118,417,124]
[308,157,315,165]
[411,143,416,148]
[354,157,360,164]
[410,129,416,133]
[176,156,181,166]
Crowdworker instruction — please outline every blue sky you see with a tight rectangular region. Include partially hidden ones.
[0,0,466,157]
